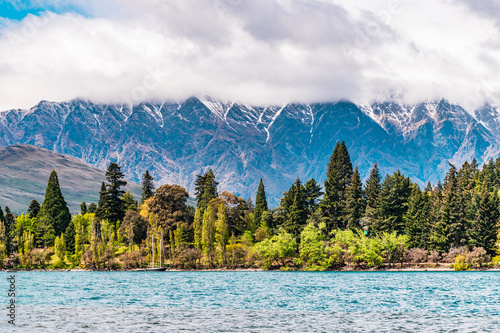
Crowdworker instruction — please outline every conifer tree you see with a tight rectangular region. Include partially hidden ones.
[404,185,431,248]
[363,163,381,230]
[80,202,87,216]
[469,187,500,254]
[321,141,353,229]
[345,167,364,229]
[373,171,411,235]
[104,163,127,238]
[95,182,108,220]
[64,220,76,254]
[280,178,308,238]
[195,168,219,211]
[304,178,323,213]
[254,178,268,226]
[87,203,97,214]
[39,170,71,237]
[141,169,155,204]
[215,204,229,266]
[0,206,4,224]
[28,200,40,218]
[4,207,15,255]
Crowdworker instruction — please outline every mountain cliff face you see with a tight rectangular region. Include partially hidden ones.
[1,97,499,206]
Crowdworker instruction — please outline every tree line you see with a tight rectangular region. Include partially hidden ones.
[0,141,499,270]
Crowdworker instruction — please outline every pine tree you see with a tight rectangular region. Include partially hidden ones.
[104,163,127,238]
[87,203,97,214]
[469,187,500,254]
[0,206,4,224]
[95,182,108,220]
[39,170,71,237]
[321,141,353,229]
[304,178,323,213]
[363,163,381,230]
[64,220,76,254]
[4,207,15,255]
[215,204,229,266]
[280,178,308,239]
[404,185,431,248]
[195,169,219,211]
[28,200,41,218]
[254,178,268,226]
[141,169,155,204]
[373,171,411,235]
[80,202,87,216]
[345,167,364,229]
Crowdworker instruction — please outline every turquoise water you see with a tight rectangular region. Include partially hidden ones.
[1,271,499,332]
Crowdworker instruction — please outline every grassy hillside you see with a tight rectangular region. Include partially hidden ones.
[0,144,141,214]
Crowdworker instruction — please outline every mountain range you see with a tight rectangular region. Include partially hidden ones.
[0,97,499,206]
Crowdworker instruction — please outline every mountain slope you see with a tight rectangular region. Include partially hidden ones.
[1,98,499,206]
[0,144,141,214]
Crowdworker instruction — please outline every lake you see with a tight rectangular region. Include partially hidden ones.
[2,271,499,332]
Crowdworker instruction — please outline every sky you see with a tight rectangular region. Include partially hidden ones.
[0,0,499,110]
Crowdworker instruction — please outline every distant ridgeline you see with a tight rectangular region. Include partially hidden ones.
[0,141,499,271]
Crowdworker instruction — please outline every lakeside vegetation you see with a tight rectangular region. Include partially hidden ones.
[1,141,500,271]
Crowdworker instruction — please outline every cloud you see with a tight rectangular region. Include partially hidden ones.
[0,0,499,110]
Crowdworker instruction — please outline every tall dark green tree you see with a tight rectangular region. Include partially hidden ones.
[104,163,127,238]
[39,170,71,237]
[4,206,15,255]
[64,221,76,254]
[141,169,155,204]
[345,167,364,229]
[254,178,268,226]
[468,187,499,254]
[95,182,107,220]
[321,141,353,229]
[373,171,412,235]
[304,178,323,213]
[28,199,40,218]
[195,169,219,211]
[280,178,308,239]
[0,206,5,224]
[80,202,87,215]
[363,163,381,230]
[87,202,97,214]
[404,185,431,248]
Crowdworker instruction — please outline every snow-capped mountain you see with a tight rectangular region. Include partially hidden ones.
[0,97,499,206]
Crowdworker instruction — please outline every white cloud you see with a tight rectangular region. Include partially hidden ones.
[0,0,499,110]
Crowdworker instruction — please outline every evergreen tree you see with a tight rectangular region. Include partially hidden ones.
[195,169,219,211]
[64,220,76,254]
[141,169,155,204]
[254,178,268,226]
[345,167,364,229]
[469,187,500,254]
[80,202,87,216]
[28,200,40,218]
[122,191,138,212]
[95,182,108,220]
[39,170,71,237]
[373,171,411,235]
[246,198,254,212]
[363,163,382,230]
[0,206,4,224]
[304,178,323,213]
[4,207,15,255]
[280,178,308,239]
[321,141,353,229]
[104,163,127,238]
[87,203,97,214]
[404,185,431,248]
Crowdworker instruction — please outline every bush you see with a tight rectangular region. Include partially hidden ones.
[465,247,490,269]
[407,248,428,264]
[173,248,202,269]
[442,246,467,263]
[453,254,470,271]
[255,229,296,269]
[428,250,441,263]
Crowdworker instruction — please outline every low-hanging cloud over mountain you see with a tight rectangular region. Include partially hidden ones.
[0,0,499,110]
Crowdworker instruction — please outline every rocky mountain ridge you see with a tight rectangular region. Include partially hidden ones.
[1,97,499,206]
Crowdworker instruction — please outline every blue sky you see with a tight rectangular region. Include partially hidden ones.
[0,1,87,20]
[0,0,499,110]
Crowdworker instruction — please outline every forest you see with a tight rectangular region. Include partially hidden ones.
[0,141,499,271]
